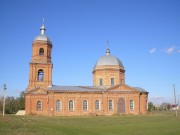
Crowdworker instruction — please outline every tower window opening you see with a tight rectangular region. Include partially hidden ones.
[38,69,44,81]
[39,48,44,55]
[100,78,103,86]
[111,78,114,86]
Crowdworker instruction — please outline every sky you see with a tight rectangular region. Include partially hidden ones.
[0,0,180,104]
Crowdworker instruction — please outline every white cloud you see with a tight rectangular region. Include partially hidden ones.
[165,47,175,54]
[149,48,156,53]
[150,46,180,54]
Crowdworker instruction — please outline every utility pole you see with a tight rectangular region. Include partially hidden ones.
[178,95,180,107]
[173,84,177,117]
[3,83,6,116]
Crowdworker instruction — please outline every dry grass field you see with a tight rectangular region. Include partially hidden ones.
[0,111,180,135]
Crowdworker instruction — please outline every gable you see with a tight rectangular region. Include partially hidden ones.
[107,84,139,92]
[26,87,47,94]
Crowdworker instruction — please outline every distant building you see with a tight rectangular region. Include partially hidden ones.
[25,23,149,116]
[171,104,179,110]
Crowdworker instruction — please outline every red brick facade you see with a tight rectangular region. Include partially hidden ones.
[25,24,148,116]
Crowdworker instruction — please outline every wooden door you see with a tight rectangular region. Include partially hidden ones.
[117,97,125,114]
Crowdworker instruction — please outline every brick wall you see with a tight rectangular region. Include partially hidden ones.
[25,90,148,116]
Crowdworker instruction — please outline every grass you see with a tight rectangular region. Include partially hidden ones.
[0,111,180,135]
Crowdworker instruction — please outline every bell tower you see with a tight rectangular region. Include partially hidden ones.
[27,22,53,91]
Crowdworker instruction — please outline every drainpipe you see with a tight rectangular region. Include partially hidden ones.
[52,92,54,116]
[101,90,104,115]
[47,91,49,115]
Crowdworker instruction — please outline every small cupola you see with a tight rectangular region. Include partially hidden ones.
[34,20,51,42]
[94,47,124,68]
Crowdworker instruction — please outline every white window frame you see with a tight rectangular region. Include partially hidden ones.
[83,100,88,111]
[111,78,115,86]
[130,100,134,110]
[108,100,114,111]
[99,78,103,86]
[56,100,62,111]
[37,101,42,111]
[69,100,74,111]
[95,100,101,110]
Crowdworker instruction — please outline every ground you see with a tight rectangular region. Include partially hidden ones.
[0,111,180,135]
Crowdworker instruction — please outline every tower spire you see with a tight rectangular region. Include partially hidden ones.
[42,18,45,25]
[106,41,110,55]
[40,18,46,35]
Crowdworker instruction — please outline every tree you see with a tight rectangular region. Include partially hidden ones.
[17,91,25,110]
[160,102,171,110]
[5,96,18,114]
[0,91,25,114]
[148,102,154,111]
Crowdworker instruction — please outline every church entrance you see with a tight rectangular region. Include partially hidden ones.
[117,97,125,114]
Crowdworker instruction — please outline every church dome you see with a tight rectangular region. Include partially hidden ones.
[34,35,50,42]
[34,23,51,42]
[95,48,123,67]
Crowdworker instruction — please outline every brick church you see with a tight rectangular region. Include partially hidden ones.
[25,23,148,116]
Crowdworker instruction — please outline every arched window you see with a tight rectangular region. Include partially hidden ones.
[38,69,44,81]
[99,78,103,86]
[56,100,62,111]
[83,100,88,111]
[108,100,113,110]
[37,101,42,110]
[95,100,100,110]
[111,78,114,86]
[69,100,74,111]
[39,48,44,55]
[130,100,134,110]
